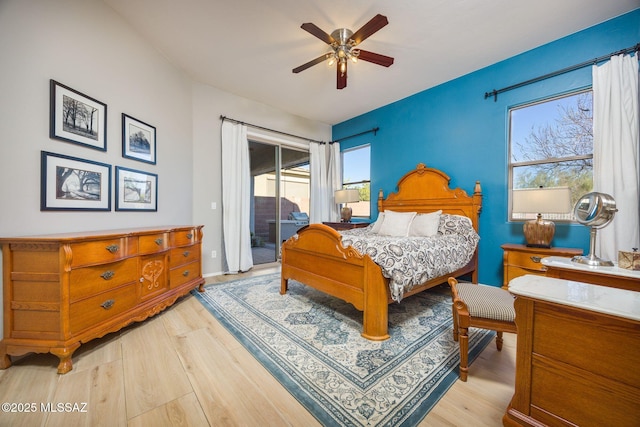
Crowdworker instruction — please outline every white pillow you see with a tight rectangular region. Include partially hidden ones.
[370,212,385,233]
[409,210,442,237]
[377,210,417,237]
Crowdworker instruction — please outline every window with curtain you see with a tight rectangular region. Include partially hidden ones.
[508,90,594,221]
[342,144,371,219]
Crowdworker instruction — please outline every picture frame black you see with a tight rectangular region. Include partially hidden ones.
[115,166,158,211]
[122,113,156,164]
[49,80,107,151]
[41,151,111,211]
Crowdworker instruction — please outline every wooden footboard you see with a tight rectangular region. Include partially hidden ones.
[280,224,391,340]
[280,163,482,341]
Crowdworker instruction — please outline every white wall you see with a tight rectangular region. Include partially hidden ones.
[0,0,194,235]
[191,83,331,276]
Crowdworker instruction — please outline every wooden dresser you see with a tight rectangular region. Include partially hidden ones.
[504,275,640,427]
[0,226,204,374]
[501,244,582,289]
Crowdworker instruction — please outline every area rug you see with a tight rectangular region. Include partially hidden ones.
[193,273,494,427]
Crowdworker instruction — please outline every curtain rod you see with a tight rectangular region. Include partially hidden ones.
[220,115,326,144]
[484,42,640,102]
[220,115,380,145]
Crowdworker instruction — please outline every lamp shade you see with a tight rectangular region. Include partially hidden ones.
[512,187,571,214]
[335,189,360,204]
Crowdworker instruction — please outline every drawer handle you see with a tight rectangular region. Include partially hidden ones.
[100,270,115,280]
[186,233,193,239]
[101,299,115,310]
[530,256,542,263]
[182,270,190,277]
[155,238,164,246]
[105,244,119,254]
[182,250,190,257]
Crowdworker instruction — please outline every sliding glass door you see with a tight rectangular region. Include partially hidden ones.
[249,141,309,265]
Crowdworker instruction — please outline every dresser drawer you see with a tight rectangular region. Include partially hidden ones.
[69,258,138,302]
[139,233,170,254]
[69,237,137,267]
[170,260,201,289]
[171,228,199,247]
[69,283,138,334]
[169,244,200,268]
[506,251,547,271]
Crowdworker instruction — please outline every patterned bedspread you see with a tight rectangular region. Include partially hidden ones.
[340,214,479,302]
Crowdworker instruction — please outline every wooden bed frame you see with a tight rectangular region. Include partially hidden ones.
[280,163,482,341]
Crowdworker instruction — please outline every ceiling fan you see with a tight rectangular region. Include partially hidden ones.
[292,14,394,90]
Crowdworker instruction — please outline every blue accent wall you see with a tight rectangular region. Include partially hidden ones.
[333,10,640,287]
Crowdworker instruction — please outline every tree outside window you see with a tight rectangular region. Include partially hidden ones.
[509,90,593,221]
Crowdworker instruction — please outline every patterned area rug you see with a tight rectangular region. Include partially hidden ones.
[193,274,494,427]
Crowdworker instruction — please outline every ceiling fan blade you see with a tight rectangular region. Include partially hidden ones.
[301,22,335,45]
[337,62,347,89]
[292,54,330,73]
[357,50,394,67]
[350,14,389,45]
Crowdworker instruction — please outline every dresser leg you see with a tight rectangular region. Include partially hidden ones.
[51,343,80,374]
[0,344,11,369]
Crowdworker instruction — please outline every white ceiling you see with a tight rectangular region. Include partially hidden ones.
[102,0,638,125]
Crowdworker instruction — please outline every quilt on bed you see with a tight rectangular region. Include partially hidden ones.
[340,214,480,302]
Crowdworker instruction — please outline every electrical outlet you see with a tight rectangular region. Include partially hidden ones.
[211,202,217,210]
[211,250,217,258]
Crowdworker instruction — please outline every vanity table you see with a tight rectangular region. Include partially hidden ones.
[542,256,640,291]
[503,275,640,427]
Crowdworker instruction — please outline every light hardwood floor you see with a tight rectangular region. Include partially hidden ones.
[0,265,516,426]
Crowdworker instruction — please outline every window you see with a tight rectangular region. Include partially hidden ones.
[509,90,593,221]
[342,144,371,218]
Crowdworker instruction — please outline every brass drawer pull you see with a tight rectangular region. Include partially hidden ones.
[100,270,115,280]
[182,250,190,257]
[182,270,190,277]
[155,238,164,246]
[530,256,542,263]
[101,299,115,310]
[186,233,193,239]
[105,244,119,254]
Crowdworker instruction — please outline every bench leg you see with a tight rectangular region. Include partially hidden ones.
[496,331,504,351]
[459,327,469,382]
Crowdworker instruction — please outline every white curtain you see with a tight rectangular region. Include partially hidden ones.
[221,121,253,273]
[328,142,342,222]
[309,142,342,223]
[592,53,640,261]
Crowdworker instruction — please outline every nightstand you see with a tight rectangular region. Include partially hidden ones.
[322,222,370,231]
[501,243,582,289]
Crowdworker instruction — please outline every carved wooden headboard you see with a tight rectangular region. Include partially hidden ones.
[377,163,482,231]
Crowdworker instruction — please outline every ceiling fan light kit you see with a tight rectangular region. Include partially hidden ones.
[293,14,394,89]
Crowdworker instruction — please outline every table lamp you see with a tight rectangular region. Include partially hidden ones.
[335,189,360,222]
[512,187,571,248]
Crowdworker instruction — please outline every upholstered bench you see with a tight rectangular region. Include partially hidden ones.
[447,277,517,381]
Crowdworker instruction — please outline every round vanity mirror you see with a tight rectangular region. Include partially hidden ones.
[572,192,617,266]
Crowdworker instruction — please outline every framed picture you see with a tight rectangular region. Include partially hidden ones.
[122,114,156,164]
[41,151,111,211]
[115,166,158,211]
[50,80,107,151]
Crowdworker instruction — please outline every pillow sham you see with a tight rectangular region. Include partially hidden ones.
[377,210,416,237]
[370,212,385,233]
[409,210,442,237]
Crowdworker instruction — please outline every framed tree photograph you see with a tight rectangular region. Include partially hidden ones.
[122,114,156,164]
[41,151,111,211]
[115,166,158,211]
[50,80,107,151]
